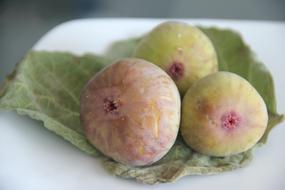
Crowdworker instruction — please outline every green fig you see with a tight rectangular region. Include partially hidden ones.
[134,21,218,95]
[181,72,268,157]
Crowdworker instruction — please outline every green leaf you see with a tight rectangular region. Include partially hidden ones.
[0,27,283,184]
[0,51,109,156]
[103,138,253,184]
[105,37,141,60]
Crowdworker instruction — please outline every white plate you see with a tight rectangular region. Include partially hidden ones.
[1,19,285,190]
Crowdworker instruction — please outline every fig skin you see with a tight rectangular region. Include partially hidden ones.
[80,58,181,166]
[181,72,268,157]
[133,21,218,95]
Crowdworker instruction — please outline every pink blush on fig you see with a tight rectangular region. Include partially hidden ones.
[221,111,241,130]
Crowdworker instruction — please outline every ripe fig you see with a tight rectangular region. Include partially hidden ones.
[181,72,268,157]
[80,58,181,166]
[133,21,218,95]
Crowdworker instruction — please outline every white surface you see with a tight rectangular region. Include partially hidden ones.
[1,19,285,190]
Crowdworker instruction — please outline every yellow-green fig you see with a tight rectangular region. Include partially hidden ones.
[80,58,181,166]
[181,72,268,157]
[133,21,218,95]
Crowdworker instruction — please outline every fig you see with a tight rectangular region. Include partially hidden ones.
[133,21,218,95]
[181,72,268,157]
[80,58,181,166]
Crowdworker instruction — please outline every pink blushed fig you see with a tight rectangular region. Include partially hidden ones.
[181,72,268,157]
[133,21,218,95]
[80,58,181,166]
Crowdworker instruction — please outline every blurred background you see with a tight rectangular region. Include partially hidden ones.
[0,0,285,82]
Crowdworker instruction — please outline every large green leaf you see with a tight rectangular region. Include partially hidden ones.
[0,51,108,156]
[105,37,141,60]
[103,137,253,184]
[0,28,283,184]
